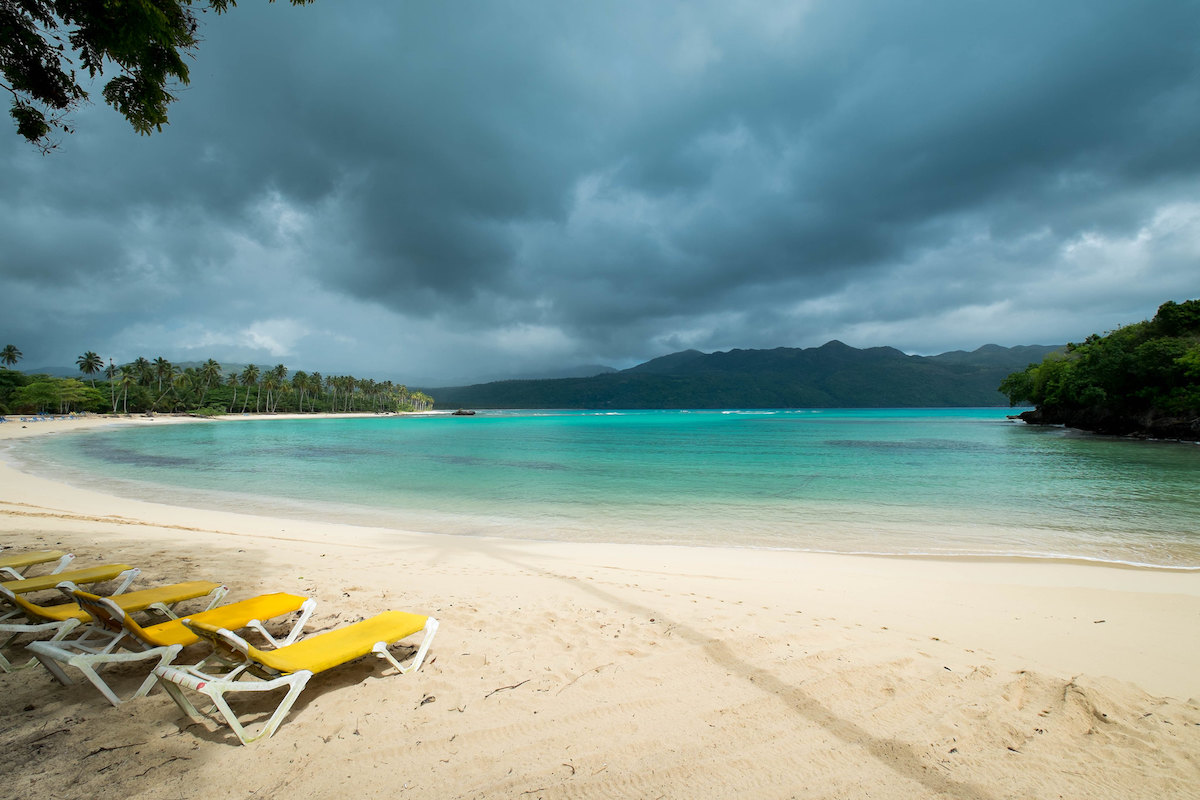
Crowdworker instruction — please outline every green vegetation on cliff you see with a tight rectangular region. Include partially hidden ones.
[999,300,1200,439]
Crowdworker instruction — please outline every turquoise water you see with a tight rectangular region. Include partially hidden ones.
[10,409,1200,568]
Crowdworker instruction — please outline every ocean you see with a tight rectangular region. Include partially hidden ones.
[11,409,1200,568]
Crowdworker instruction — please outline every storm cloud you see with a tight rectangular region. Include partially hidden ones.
[3,1,1198,384]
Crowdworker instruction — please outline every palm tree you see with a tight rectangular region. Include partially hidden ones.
[259,372,279,413]
[308,371,322,412]
[360,378,377,411]
[265,364,287,412]
[291,370,308,413]
[76,351,104,387]
[197,358,222,408]
[239,364,260,413]
[325,374,337,411]
[332,375,347,411]
[117,368,134,413]
[152,357,173,392]
[151,364,181,410]
[131,356,153,386]
[411,391,433,411]
[1,344,21,368]
[226,372,240,413]
[170,368,193,411]
[105,360,118,412]
[274,380,292,413]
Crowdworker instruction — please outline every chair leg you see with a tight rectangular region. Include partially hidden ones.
[156,671,210,723]
[372,617,439,674]
[244,598,317,648]
[209,673,312,744]
[106,568,141,595]
[27,643,78,685]
[47,554,76,574]
[0,650,18,672]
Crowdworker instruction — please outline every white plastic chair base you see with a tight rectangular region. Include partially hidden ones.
[26,640,183,706]
[0,618,83,673]
[156,666,312,745]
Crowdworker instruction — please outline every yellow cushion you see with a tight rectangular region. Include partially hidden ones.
[0,550,67,570]
[143,592,308,647]
[1,564,134,594]
[20,599,89,622]
[247,611,428,675]
[112,581,222,611]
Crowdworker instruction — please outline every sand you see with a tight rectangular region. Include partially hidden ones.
[1,414,1198,799]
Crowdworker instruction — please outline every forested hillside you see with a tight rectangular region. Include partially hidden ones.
[1000,299,1200,440]
[428,342,1062,409]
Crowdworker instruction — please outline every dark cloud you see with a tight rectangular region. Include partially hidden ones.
[2,1,1198,383]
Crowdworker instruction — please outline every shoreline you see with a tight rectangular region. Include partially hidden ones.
[3,414,1198,695]
[5,412,1199,573]
[3,413,1199,797]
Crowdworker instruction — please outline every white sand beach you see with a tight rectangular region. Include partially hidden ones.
[1,415,1198,799]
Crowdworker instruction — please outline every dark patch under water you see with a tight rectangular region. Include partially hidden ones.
[77,440,196,468]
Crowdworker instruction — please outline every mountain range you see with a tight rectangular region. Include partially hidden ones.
[423,341,1063,409]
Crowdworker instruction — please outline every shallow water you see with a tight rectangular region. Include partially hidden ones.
[12,409,1200,568]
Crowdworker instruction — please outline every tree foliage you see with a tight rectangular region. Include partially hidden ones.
[1,343,22,367]
[0,351,433,417]
[1,0,313,153]
[1000,299,1200,437]
[2,374,105,414]
[76,350,103,384]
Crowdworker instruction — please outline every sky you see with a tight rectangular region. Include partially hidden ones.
[2,1,1199,386]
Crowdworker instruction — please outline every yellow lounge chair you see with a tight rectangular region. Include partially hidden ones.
[1,565,140,623]
[154,611,439,744]
[25,584,316,706]
[0,580,226,672]
[0,549,75,580]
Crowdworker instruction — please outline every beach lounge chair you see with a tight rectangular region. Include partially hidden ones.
[154,611,439,744]
[0,580,226,672]
[0,565,140,622]
[0,550,75,580]
[25,584,315,706]
[2,564,139,596]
